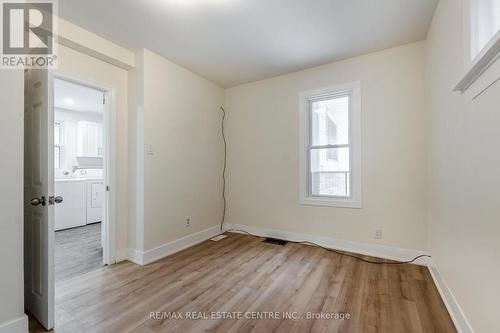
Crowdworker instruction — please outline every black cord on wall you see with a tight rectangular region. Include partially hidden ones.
[220,107,227,232]
[217,106,430,265]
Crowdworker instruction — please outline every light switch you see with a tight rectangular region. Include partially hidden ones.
[146,143,154,155]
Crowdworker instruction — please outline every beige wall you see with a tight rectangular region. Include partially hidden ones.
[57,44,129,257]
[127,50,145,252]
[0,71,26,331]
[58,17,135,70]
[224,41,428,250]
[426,0,500,331]
[138,50,224,251]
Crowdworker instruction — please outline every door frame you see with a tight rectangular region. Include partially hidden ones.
[53,72,117,265]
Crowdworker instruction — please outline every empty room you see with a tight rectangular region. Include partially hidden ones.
[0,0,499,332]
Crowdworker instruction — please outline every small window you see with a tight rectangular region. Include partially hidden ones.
[54,122,62,169]
[300,82,362,208]
[470,0,500,59]
[455,0,500,93]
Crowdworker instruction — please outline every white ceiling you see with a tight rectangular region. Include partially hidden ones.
[59,0,438,88]
[54,78,104,113]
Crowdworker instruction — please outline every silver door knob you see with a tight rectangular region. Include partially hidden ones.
[30,196,46,206]
[54,196,63,204]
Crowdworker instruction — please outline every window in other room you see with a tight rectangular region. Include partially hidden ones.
[54,121,62,169]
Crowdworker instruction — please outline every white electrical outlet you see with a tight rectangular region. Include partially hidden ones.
[185,217,191,227]
[374,229,383,239]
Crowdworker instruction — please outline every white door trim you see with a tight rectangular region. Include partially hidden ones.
[53,73,117,265]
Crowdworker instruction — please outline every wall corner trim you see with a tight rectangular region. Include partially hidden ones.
[126,225,221,266]
[0,314,28,333]
[428,264,475,333]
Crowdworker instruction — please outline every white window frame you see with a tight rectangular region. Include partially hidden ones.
[455,0,500,97]
[469,0,500,60]
[299,81,362,208]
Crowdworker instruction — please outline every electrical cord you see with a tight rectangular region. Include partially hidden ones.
[220,107,227,232]
[225,228,431,265]
[218,106,430,265]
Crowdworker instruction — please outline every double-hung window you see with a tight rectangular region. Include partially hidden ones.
[300,82,362,208]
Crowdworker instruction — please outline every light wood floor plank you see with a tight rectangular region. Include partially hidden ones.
[30,233,456,333]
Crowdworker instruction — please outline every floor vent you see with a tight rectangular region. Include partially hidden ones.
[263,238,288,246]
[210,235,228,242]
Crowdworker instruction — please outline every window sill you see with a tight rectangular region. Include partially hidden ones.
[454,30,500,99]
[300,196,362,209]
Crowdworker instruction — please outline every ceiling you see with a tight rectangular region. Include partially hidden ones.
[54,78,104,113]
[59,0,438,88]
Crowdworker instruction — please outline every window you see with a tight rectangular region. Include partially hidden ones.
[470,0,500,59]
[54,122,62,169]
[456,0,500,94]
[300,82,362,208]
[455,0,500,93]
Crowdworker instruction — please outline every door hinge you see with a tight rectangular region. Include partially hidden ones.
[102,93,106,105]
[106,185,110,192]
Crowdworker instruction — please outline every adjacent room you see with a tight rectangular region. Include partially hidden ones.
[0,0,499,333]
[53,78,106,282]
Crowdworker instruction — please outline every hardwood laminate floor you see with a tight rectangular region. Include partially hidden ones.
[55,223,103,282]
[35,233,455,333]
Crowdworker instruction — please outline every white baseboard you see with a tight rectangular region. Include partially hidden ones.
[224,223,431,265]
[126,248,144,265]
[0,315,28,333]
[126,225,222,265]
[428,264,474,333]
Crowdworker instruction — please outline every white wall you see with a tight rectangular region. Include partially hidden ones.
[127,50,145,253]
[224,41,427,250]
[143,50,224,250]
[54,108,103,178]
[57,44,129,259]
[426,0,500,331]
[129,49,225,252]
[0,72,27,332]
[57,17,135,70]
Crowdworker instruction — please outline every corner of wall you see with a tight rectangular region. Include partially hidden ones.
[126,50,146,258]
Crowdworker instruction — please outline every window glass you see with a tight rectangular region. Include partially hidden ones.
[311,96,349,146]
[310,148,350,197]
[472,0,500,58]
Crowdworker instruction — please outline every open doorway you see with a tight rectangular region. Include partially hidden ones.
[53,77,107,282]
[24,69,115,331]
